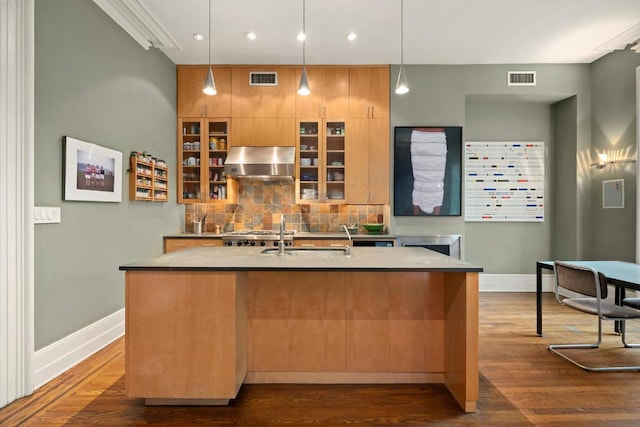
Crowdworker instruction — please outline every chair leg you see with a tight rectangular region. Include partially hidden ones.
[621,320,640,348]
[548,317,640,371]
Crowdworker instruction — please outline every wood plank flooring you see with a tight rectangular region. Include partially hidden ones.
[3,292,640,425]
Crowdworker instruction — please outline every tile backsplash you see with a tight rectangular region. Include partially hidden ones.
[184,181,385,233]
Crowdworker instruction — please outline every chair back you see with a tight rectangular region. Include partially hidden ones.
[554,261,608,299]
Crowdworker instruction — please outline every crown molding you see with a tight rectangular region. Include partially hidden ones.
[92,0,180,50]
[595,22,640,52]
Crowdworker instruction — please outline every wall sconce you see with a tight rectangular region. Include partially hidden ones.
[591,152,637,169]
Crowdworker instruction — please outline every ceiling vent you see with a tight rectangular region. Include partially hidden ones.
[508,71,536,86]
[249,72,278,86]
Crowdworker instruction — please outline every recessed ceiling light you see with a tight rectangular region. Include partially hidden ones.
[346,32,357,41]
[297,32,306,42]
[246,32,257,40]
[193,33,205,41]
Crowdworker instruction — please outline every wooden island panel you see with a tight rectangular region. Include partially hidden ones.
[125,271,247,404]
[246,271,346,373]
[345,272,445,374]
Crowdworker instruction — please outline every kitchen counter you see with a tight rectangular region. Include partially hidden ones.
[162,232,397,240]
[121,246,478,272]
[121,247,481,412]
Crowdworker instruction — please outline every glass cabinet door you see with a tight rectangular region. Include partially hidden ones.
[178,119,204,202]
[325,121,345,202]
[298,120,320,201]
[205,120,229,201]
[297,120,345,202]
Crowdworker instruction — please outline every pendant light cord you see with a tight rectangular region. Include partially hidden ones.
[208,0,212,66]
[302,0,306,67]
[400,0,404,67]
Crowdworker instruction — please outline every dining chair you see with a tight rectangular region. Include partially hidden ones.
[549,261,640,371]
[623,297,640,310]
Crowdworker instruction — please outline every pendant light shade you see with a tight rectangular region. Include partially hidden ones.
[297,0,310,96]
[395,0,409,95]
[203,66,217,95]
[395,65,409,95]
[203,0,216,96]
[298,67,310,95]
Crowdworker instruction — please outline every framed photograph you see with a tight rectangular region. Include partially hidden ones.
[394,126,462,216]
[63,136,123,202]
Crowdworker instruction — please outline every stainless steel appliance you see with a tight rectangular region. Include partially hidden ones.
[224,146,296,180]
[222,230,295,247]
[396,235,461,259]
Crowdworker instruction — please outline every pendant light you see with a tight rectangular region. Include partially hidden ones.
[297,0,310,96]
[395,0,409,95]
[203,0,217,95]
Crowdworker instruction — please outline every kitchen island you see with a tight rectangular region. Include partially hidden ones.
[119,246,482,412]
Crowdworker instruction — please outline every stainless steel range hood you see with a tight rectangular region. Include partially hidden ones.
[224,146,295,180]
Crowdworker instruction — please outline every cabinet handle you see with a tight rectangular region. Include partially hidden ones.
[366,106,370,118]
[299,243,317,247]
[370,106,374,118]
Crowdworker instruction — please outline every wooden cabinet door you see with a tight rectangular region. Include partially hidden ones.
[196,239,223,248]
[346,119,370,204]
[231,67,296,117]
[295,67,349,118]
[178,66,232,118]
[231,118,295,146]
[367,118,390,204]
[203,67,232,117]
[322,68,350,118]
[295,67,324,118]
[164,238,197,253]
[368,67,389,119]
[177,67,206,117]
[346,118,390,204]
[349,67,390,119]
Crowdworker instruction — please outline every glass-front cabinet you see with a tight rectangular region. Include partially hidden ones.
[297,120,345,203]
[178,118,234,203]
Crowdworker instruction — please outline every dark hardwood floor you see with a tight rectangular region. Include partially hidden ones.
[2,292,640,426]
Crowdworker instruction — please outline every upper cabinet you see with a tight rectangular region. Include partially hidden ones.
[231,67,296,117]
[295,67,349,118]
[177,66,231,118]
[177,118,236,204]
[348,66,390,119]
[231,117,295,147]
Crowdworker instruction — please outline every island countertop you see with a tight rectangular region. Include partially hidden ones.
[119,246,482,272]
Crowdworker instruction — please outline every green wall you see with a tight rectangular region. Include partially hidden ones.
[34,0,180,349]
[389,64,592,273]
[589,50,640,261]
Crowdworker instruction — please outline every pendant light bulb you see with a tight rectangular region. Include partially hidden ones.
[298,68,310,96]
[395,65,409,95]
[297,0,310,96]
[203,66,217,95]
[203,0,216,96]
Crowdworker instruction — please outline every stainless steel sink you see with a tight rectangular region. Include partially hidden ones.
[260,246,351,256]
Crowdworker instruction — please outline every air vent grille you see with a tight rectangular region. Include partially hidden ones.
[508,71,536,86]
[249,72,278,86]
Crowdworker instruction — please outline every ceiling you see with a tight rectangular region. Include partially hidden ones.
[95,0,640,65]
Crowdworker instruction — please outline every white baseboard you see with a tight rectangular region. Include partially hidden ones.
[33,308,124,389]
[479,273,554,292]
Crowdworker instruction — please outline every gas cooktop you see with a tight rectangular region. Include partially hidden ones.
[222,230,295,246]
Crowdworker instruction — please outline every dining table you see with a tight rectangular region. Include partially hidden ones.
[536,260,640,336]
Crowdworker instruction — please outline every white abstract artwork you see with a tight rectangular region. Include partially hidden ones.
[464,141,544,222]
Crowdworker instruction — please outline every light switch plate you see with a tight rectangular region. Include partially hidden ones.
[34,206,61,224]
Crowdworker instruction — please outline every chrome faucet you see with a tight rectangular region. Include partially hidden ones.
[278,215,286,255]
[341,224,352,256]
